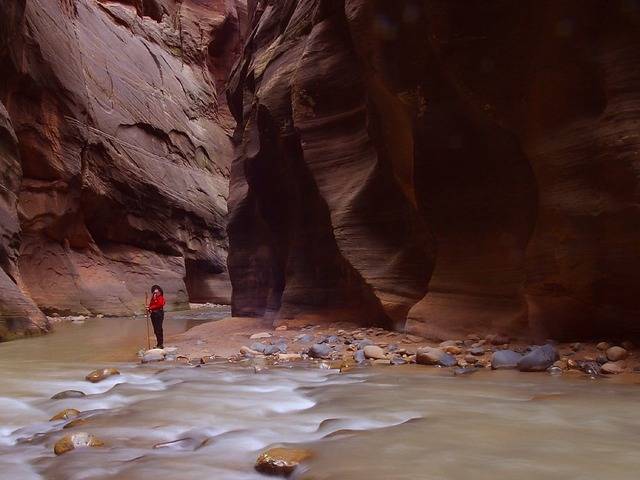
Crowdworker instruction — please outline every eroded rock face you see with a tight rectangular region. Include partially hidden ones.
[228,0,640,340]
[0,0,246,334]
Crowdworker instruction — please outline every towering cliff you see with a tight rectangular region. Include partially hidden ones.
[228,0,640,340]
[0,0,246,338]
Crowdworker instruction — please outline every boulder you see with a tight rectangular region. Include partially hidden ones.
[490,350,523,370]
[601,362,625,375]
[416,347,457,367]
[50,409,80,421]
[53,432,104,455]
[255,447,312,476]
[142,348,165,363]
[308,344,332,359]
[517,344,559,372]
[85,368,120,383]
[606,346,628,362]
[363,345,386,360]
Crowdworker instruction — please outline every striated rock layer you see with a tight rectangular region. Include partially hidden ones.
[228,0,640,340]
[0,0,246,337]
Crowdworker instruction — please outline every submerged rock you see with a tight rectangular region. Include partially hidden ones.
[50,409,80,421]
[518,344,559,372]
[491,350,522,370]
[255,447,312,476]
[85,368,120,383]
[51,390,86,400]
[53,432,104,455]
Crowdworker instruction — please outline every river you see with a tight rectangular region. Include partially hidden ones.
[1,309,640,479]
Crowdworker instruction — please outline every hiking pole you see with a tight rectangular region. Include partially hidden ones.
[145,292,151,350]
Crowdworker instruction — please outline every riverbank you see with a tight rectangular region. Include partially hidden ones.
[167,317,640,379]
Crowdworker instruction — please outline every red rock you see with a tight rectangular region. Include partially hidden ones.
[0,0,245,330]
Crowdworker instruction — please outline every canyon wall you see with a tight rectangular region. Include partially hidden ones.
[0,0,246,338]
[228,0,640,340]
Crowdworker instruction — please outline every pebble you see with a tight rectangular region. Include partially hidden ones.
[490,350,522,370]
[308,344,332,359]
[518,344,559,372]
[53,432,104,455]
[255,447,312,476]
[363,345,386,360]
[250,332,272,340]
[51,390,86,400]
[464,354,478,364]
[596,342,609,351]
[85,368,120,383]
[469,347,485,356]
[50,409,81,421]
[416,347,457,367]
[606,346,628,362]
[601,361,624,375]
[443,345,462,355]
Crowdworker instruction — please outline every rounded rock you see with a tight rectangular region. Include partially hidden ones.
[51,390,86,400]
[601,362,624,375]
[363,345,386,360]
[596,342,610,351]
[50,409,80,421]
[85,368,120,383]
[255,447,312,476]
[606,346,628,362]
[53,432,104,455]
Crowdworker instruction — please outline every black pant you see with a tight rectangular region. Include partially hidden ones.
[150,310,164,348]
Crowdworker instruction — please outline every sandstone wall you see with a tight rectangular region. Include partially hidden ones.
[228,0,640,340]
[0,0,245,337]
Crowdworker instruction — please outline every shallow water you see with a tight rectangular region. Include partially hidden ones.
[1,311,640,480]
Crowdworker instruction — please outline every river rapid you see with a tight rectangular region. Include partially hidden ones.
[1,309,640,480]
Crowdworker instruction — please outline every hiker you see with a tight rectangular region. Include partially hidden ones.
[148,285,165,349]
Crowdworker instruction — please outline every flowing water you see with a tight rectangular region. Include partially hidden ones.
[1,310,640,480]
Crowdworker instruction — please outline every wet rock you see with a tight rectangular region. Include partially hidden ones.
[548,366,563,375]
[363,345,386,360]
[601,362,624,374]
[454,366,477,376]
[63,418,89,429]
[518,344,559,372]
[416,347,457,367]
[51,390,86,400]
[578,361,602,377]
[596,342,610,351]
[255,447,312,476]
[50,409,80,421]
[142,348,165,363]
[53,432,104,455]
[390,356,407,366]
[469,347,485,356]
[606,346,628,362]
[250,332,272,340]
[490,350,523,370]
[85,368,120,383]
[308,344,332,359]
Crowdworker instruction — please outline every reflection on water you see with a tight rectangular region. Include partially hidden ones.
[1,310,640,479]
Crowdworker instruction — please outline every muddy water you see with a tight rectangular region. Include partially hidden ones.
[1,311,640,480]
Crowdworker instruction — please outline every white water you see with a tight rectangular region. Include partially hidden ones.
[1,310,640,479]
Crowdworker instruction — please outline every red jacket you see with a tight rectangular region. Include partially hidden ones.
[148,293,165,311]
